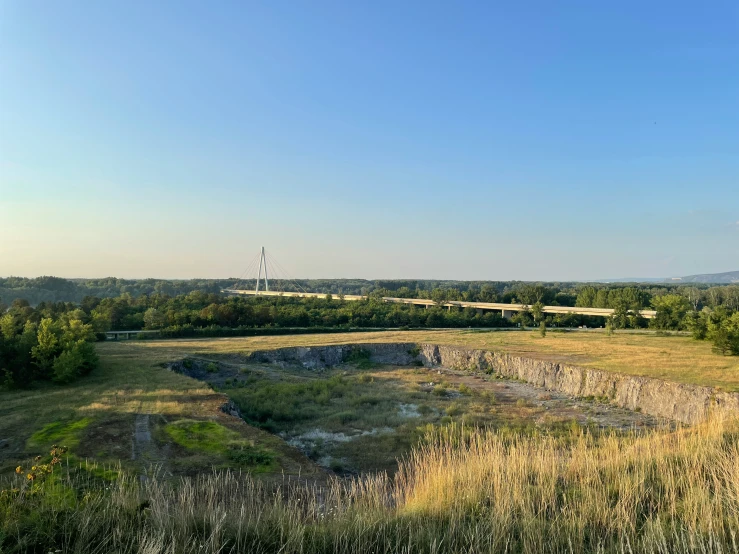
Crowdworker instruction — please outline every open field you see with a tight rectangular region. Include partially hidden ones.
[1,329,669,478]
[0,336,322,479]
[3,330,739,552]
[4,328,734,475]
[124,329,739,389]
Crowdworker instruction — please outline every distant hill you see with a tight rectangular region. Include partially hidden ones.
[668,271,739,284]
[594,277,665,283]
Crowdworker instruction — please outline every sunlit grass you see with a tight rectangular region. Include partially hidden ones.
[3,417,739,553]
[118,329,739,389]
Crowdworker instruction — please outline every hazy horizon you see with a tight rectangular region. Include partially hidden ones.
[2,268,737,283]
[2,2,738,281]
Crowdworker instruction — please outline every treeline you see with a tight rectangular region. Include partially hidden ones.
[0,276,224,305]
[0,300,99,388]
[68,292,521,333]
[5,276,739,309]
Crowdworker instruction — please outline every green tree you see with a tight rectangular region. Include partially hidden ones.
[650,294,692,330]
[31,318,61,377]
[531,302,544,323]
[431,288,448,306]
[143,307,168,329]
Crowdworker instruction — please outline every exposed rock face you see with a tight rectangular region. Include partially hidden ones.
[246,343,417,369]
[415,344,735,424]
[181,342,738,425]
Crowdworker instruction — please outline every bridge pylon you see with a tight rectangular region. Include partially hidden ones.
[255,246,269,293]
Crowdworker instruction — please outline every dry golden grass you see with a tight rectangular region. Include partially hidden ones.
[4,417,739,553]
[119,329,739,390]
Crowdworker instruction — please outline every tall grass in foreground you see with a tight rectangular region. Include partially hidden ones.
[3,419,739,553]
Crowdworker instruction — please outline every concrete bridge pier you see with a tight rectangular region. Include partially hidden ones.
[501,309,513,320]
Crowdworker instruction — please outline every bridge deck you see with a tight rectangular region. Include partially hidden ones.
[222,290,656,319]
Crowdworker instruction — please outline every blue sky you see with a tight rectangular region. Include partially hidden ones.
[1,1,738,280]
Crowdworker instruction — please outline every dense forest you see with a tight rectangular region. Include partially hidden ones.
[3,275,739,307]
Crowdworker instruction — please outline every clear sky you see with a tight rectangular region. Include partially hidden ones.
[1,1,738,281]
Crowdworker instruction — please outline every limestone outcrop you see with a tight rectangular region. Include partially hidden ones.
[234,342,738,424]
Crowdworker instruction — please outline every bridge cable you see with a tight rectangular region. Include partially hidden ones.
[229,250,261,291]
[264,250,309,294]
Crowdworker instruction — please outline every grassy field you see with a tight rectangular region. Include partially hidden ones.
[4,418,739,553]
[0,335,321,478]
[2,328,736,475]
[3,330,739,552]
[123,328,739,389]
[2,328,702,477]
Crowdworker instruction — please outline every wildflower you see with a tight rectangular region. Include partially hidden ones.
[27,473,35,481]
[34,456,42,462]
[15,466,22,474]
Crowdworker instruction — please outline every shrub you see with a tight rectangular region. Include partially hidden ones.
[418,404,433,416]
[205,362,219,373]
[52,348,84,383]
[226,443,273,467]
[432,385,447,396]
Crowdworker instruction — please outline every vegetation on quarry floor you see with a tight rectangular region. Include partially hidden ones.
[3,418,739,553]
[214,359,655,474]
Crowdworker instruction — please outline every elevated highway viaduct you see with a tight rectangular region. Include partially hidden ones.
[222,289,656,320]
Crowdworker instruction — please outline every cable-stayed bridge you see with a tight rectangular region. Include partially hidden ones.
[223,248,656,320]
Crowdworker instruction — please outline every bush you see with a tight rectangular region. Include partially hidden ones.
[52,343,97,383]
[205,362,219,373]
[432,385,447,396]
[226,444,273,467]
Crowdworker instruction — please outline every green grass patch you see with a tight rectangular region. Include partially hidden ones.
[165,420,242,453]
[27,418,92,450]
[164,420,274,470]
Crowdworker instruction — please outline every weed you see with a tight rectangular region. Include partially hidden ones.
[432,385,447,396]
[226,443,273,467]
